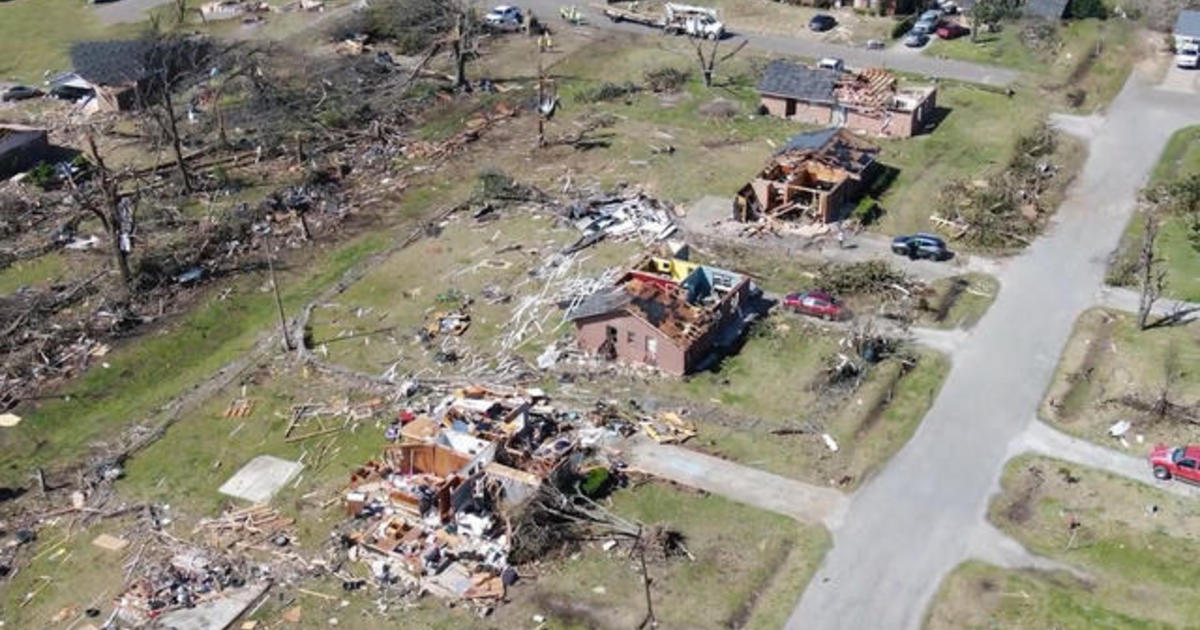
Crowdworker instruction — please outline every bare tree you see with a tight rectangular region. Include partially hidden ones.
[1137,207,1166,330]
[690,36,747,88]
[136,36,213,194]
[83,134,136,292]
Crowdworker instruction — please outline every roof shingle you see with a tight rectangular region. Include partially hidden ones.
[756,60,838,103]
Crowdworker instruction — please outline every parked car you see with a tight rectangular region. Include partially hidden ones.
[891,233,951,260]
[783,290,845,320]
[1176,44,1200,69]
[1,85,41,102]
[1150,444,1200,482]
[912,18,937,35]
[817,57,844,72]
[918,9,942,22]
[936,22,969,39]
[904,31,930,47]
[484,5,523,28]
[866,38,885,49]
[809,13,837,31]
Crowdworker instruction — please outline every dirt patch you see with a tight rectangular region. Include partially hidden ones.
[1002,464,1045,525]
[530,592,623,629]
[724,537,796,629]
[1049,310,1114,422]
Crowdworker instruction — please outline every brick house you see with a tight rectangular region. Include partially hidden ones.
[734,127,881,224]
[757,60,937,139]
[567,256,753,375]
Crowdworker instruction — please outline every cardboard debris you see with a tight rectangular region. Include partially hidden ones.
[92,533,130,551]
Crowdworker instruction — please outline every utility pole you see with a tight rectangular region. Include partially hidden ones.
[265,236,294,351]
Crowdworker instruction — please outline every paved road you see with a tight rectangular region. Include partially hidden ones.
[625,438,849,528]
[523,2,1019,86]
[787,72,1200,630]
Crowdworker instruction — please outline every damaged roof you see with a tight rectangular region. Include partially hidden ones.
[1023,0,1068,19]
[70,40,152,85]
[778,127,880,176]
[566,287,634,321]
[569,278,716,345]
[757,60,838,103]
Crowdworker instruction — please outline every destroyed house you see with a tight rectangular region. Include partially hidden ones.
[734,127,880,224]
[568,256,752,375]
[757,60,936,139]
[346,443,484,522]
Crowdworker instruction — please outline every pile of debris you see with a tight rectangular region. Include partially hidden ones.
[335,385,632,610]
[932,123,1062,249]
[560,190,678,254]
[114,547,261,627]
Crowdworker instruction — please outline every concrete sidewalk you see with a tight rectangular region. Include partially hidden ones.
[1017,419,1200,500]
[625,438,849,528]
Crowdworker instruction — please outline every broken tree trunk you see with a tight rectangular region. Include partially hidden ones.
[1137,209,1165,330]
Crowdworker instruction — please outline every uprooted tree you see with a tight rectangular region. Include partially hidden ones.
[934,123,1060,249]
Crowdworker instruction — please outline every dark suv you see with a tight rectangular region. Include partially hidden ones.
[891,233,951,261]
[809,14,837,31]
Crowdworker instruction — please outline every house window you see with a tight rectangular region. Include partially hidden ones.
[627,331,636,344]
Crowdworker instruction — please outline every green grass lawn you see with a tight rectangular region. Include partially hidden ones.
[0,252,68,294]
[924,18,1136,111]
[922,273,1000,329]
[0,0,145,82]
[647,320,949,487]
[872,82,1058,236]
[1109,126,1200,302]
[1040,308,1200,450]
[927,454,1200,627]
[928,561,1173,629]
[0,233,391,487]
[925,27,1045,73]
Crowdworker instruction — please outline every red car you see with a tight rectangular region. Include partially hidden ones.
[936,23,970,39]
[1149,444,1200,482]
[782,290,844,320]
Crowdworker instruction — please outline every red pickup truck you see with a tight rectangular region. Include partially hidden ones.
[1150,444,1200,482]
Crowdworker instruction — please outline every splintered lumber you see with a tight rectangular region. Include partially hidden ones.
[285,425,342,443]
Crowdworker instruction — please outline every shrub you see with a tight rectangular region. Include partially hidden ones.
[643,66,690,92]
[1067,0,1107,19]
[27,162,56,190]
[575,81,641,103]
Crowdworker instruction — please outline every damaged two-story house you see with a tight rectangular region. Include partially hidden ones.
[567,255,755,375]
[734,127,881,224]
[757,60,937,139]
